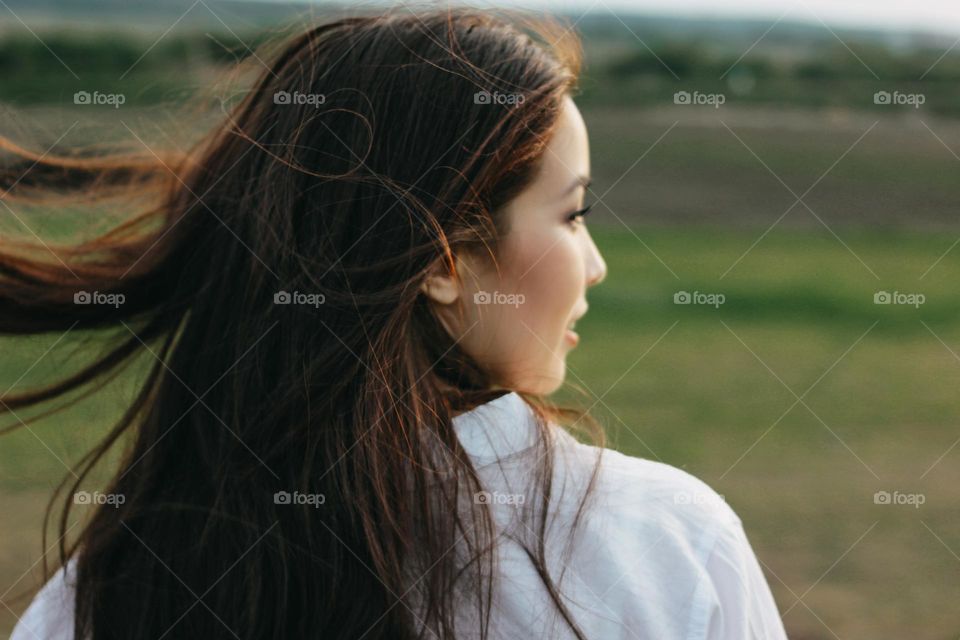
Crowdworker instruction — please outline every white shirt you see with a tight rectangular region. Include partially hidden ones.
[12,391,788,640]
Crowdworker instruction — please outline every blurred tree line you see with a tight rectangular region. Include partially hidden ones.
[583,39,960,114]
[0,30,272,105]
[0,28,958,114]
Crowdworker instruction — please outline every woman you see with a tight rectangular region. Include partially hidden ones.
[4,8,788,639]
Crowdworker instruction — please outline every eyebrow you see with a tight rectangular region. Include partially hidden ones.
[562,174,592,197]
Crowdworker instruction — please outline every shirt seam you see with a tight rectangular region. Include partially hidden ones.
[684,517,729,640]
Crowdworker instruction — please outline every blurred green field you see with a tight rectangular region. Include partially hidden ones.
[2,11,960,635]
[564,226,960,639]
[2,222,959,638]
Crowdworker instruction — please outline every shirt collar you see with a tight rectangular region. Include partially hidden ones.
[451,391,541,462]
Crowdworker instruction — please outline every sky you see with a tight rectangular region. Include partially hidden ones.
[482,0,960,37]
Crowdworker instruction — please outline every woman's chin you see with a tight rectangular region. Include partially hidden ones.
[520,366,565,396]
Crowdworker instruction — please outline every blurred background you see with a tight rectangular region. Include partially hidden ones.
[1,0,959,638]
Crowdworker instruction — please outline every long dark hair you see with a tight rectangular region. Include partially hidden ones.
[1,8,603,639]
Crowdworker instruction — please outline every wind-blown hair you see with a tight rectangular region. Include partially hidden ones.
[0,7,603,639]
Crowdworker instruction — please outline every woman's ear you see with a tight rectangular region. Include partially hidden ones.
[420,250,487,306]
[419,263,461,305]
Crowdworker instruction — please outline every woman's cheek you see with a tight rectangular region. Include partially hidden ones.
[510,233,582,340]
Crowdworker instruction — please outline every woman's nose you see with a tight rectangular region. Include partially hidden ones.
[585,232,607,287]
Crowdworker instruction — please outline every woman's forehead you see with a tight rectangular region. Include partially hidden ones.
[531,97,590,196]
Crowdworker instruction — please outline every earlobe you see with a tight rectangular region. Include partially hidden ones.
[420,250,486,306]
[419,271,461,305]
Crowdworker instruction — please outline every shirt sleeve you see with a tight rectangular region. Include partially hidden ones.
[10,561,77,640]
[700,517,789,640]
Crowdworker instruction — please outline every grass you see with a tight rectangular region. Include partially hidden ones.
[560,225,960,639]
[1,129,960,638]
[2,223,960,638]
[2,10,959,633]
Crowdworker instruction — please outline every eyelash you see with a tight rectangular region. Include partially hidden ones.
[567,203,594,226]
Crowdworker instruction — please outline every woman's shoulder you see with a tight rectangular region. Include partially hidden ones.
[553,428,739,538]
[546,432,787,639]
[11,557,77,640]
[454,391,740,550]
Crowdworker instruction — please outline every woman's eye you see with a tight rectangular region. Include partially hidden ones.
[567,203,594,227]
